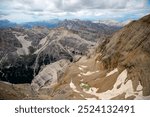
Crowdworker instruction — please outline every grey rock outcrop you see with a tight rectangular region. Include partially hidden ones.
[58,19,120,42]
[31,59,70,91]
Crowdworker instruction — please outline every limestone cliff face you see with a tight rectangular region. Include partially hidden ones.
[100,14,150,96]
[31,59,70,91]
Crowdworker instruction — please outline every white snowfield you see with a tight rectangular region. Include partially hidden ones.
[106,68,118,77]
[134,82,150,100]
[69,68,150,100]
[70,80,80,93]
[81,71,99,76]
[16,35,31,55]
[136,83,143,91]
[83,69,135,99]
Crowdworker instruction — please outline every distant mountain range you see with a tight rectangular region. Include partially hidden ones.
[0,19,131,29]
[0,19,60,28]
[93,19,132,27]
[21,19,60,28]
[0,20,17,28]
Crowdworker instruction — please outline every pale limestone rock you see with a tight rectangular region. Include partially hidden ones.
[31,59,70,91]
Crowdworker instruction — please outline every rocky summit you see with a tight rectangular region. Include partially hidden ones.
[0,15,150,100]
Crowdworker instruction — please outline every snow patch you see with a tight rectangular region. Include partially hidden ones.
[106,68,118,77]
[82,69,135,99]
[135,94,150,100]
[96,61,101,63]
[80,94,84,97]
[78,65,88,71]
[136,82,143,91]
[124,80,135,98]
[81,71,99,76]
[78,67,84,71]
[80,70,149,100]
[134,82,150,100]
[80,65,88,68]
[70,80,80,93]
[80,79,83,82]
[78,74,81,77]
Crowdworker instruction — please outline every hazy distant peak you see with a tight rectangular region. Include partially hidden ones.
[93,19,132,27]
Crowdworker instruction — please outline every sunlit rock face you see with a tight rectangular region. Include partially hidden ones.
[31,59,70,91]
[99,14,150,96]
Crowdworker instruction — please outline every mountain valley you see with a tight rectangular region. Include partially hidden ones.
[0,14,150,100]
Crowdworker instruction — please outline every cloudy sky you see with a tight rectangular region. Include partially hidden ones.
[0,0,150,23]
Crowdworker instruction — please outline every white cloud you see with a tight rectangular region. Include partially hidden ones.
[0,0,149,22]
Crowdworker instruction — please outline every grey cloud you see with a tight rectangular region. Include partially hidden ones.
[30,9,44,12]
[0,0,149,22]
[0,12,8,19]
[0,11,8,16]
[1,0,147,12]
[20,0,33,4]
[1,0,148,13]
[61,0,146,12]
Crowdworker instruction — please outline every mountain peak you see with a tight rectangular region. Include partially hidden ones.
[139,14,150,23]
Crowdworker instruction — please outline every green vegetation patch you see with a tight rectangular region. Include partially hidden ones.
[80,83,91,91]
